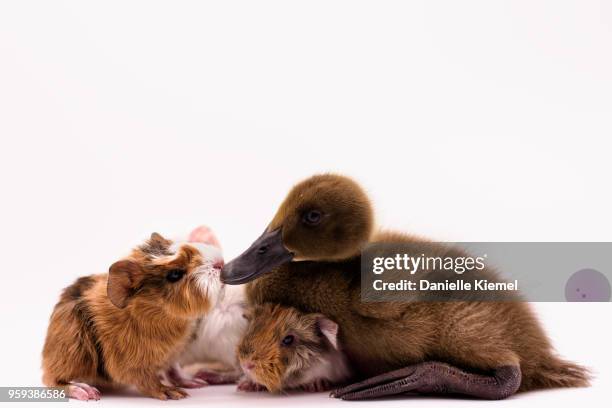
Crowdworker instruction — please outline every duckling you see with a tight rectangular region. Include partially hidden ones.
[221,174,589,400]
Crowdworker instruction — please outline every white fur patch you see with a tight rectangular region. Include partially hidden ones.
[286,348,351,389]
[170,242,223,264]
[161,241,225,304]
[178,285,248,373]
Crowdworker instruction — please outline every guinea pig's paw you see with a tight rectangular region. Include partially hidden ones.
[166,366,208,389]
[175,378,207,389]
[169,376,207,389]
[164,387,189,400]
[237,378,267,392]
[67,382,101,401]
[149,385,189,400]
[188,225,221,249]
[194,369,240,385]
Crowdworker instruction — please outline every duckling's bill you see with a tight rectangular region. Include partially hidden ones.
[221,228,293,284]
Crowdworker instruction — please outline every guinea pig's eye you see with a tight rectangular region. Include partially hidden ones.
[166,269,186,283]
[281,334,294,346]
[302,209,323,226]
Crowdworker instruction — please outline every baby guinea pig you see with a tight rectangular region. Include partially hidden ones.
[237,303,353,393]
[42,232,224,400]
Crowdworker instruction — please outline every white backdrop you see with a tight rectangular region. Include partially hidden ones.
[0,1,610,407]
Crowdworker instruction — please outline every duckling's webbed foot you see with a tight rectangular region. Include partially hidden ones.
[330,361,521,400]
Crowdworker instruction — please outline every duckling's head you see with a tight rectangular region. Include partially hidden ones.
[222,174,373,284]
[269,174,374,261]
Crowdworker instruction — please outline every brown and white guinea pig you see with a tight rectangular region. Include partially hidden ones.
[41,230,224,401]
[237,303,353,393]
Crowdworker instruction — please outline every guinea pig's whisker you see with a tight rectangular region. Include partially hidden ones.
[192,265,223,307]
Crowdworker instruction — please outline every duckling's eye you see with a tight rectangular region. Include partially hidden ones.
[281,334,294,346]
[302,210,323,226]
[166,269,186,283]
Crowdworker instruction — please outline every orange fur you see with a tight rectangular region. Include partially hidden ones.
[238,304,348,393]
[42,234,214,400]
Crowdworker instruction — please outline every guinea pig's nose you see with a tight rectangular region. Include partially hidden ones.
[213,260,224,270]
[241,361,255,372]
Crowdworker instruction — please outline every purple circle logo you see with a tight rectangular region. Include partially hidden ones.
[565,268,611,302]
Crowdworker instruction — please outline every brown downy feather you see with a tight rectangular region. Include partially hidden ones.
[244,174,590,393]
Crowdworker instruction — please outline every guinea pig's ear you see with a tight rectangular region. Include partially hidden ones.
[316,315,340,350]
[188,225,221,249]
[107,259,144,309]
[148,232,172,248]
